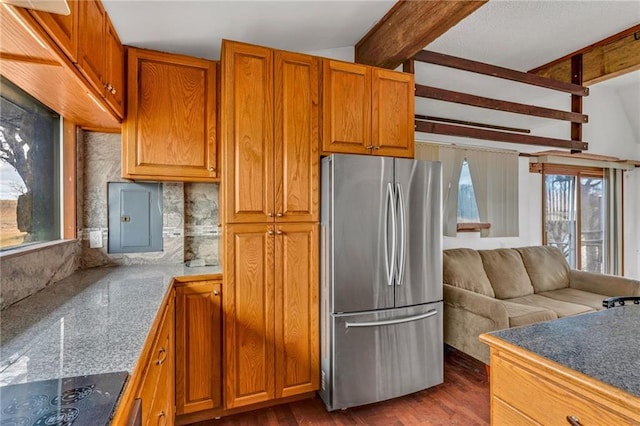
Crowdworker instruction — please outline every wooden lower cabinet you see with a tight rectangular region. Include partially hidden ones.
[137,292,175,426]
[224,222,319,409]
[481,335,640,425]
[175,280,223,416]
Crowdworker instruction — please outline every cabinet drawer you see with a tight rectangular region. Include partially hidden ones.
[139,304,172,422]
[492,355,635,425]
[492,396,538,425]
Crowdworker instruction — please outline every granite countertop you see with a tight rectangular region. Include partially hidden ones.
[0,264,221,387]
[489,305,640,398]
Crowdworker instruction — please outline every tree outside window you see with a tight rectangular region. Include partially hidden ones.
[0,77,60,250]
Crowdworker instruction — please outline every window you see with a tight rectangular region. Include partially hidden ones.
[0,77,61,251]
[457,159,480,222]
[543,166,606,272]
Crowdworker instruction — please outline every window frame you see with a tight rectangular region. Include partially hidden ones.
[0,78,77,256]
[541,164,606,271]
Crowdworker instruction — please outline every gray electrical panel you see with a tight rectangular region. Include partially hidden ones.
[108,182,163,253]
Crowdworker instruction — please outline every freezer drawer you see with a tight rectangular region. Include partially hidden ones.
[326,302,443,411]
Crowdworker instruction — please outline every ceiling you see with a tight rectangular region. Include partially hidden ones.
[103,0,640,149]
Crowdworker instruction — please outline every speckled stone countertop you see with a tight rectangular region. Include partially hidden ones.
[489,305,640,397]
[0,264,221,387]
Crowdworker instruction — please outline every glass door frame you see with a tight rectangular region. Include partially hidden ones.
[541,164,605,271]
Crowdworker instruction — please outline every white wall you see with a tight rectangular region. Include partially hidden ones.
[303,46,353,62]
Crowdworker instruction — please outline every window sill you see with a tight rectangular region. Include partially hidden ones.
[0,239,78,260]
[457,222,491,233]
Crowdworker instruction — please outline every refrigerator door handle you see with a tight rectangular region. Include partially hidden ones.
[345,309,438,328]
[396,183,407,286]
[384,182,397,286]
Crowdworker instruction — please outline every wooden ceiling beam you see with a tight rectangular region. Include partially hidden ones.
[415,121,588,151]
[529,24,640,86]
[355,0,487,69]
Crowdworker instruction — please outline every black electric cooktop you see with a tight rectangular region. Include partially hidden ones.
[0,371,128,426]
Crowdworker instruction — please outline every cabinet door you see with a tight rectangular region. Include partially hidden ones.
[176,281,222,415]
[224,224,276,408]
[274,223,319,398]
[104,17,124,118]
[222,41,274,223]
[77,0,105,94]
[123,48,217,180]
[321,60,371,155]
[275,51,319,223]
[372,69,415,158]
[30,0,78,61]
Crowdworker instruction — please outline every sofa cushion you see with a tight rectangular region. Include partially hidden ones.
[538,288,610,311]
[479,249,534,299]
[502,301,557,327]
[505,294,594,317]
[443,249,495,297]
[516,246,570,292]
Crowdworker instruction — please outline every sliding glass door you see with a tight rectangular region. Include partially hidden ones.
[543,168,606,273]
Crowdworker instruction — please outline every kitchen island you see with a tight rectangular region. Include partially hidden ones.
[0,264,221,423]
[480,306,640,425]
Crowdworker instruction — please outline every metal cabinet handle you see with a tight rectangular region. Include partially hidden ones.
[158,410,167,426]
[267,212,274,217]
[276,230,283,235]
[373,146,380,150]
[213,289,219,296]
[111,87,116,95]
[209,166,216,172]
[366,145,374,150]
[156,347,167,366]
[276,212,283,217]
[268,229,275,236]
[566,415,581,426]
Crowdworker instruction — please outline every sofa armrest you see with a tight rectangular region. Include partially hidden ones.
[443,284,510,364]
[569,269,640,297]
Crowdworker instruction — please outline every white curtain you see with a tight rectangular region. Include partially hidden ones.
[415,142,440,162]
[606,168,623,274]
[438,146,465,237]
[463,148,519,237]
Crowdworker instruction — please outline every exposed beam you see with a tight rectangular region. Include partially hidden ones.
[414,50,588,96]
[415,121,588,151]
[415,84,588,124]
[415,114,531,134]
[529,24,640,85]
[355,0,487,69]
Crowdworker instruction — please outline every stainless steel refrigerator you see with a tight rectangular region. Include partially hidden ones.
[319,153,443,411]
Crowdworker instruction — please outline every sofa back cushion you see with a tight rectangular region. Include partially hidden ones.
[443,249,495,297]
[479,249,534,299]
[516,246,570,292]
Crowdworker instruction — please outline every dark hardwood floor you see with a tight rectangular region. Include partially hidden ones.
[195,347,489,425]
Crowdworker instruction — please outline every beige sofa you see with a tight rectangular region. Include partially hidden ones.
[443,245,640,364]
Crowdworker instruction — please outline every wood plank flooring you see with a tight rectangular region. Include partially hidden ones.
[194,347,489,425]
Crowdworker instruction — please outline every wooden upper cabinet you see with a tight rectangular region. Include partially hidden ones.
[372,69,415,158]
[322,59,415,158]
[123,47,217,181]
[30,0,78,61]
[275,51,319,223]
[77,0,106,93]
[222,40,319,224]
[222,41,274,222]
[322,60,371,155]
[104,18,124,116]
[176,280,223,416]
[76,0,124,119]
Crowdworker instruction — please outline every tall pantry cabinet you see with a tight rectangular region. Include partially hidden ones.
[221,40,319,409]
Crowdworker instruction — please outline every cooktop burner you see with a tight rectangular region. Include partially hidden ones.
[0,371,128,426]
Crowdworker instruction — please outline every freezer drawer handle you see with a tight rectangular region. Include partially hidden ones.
[345,309,438,328]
